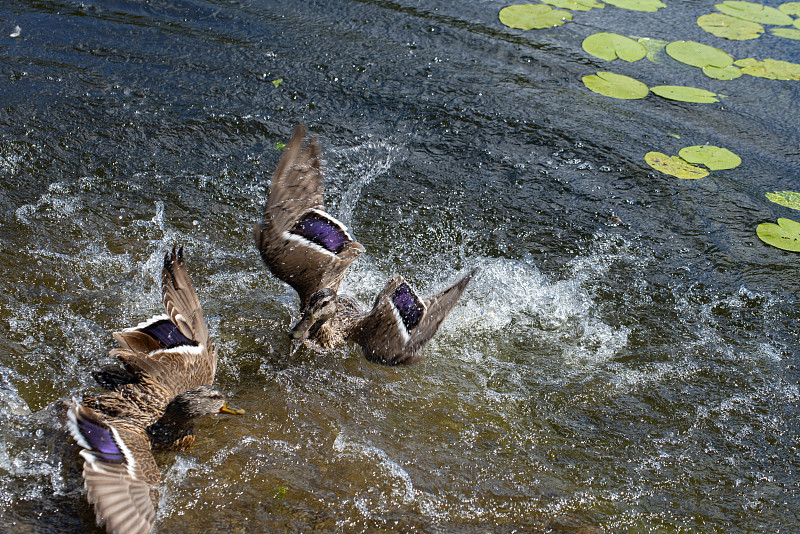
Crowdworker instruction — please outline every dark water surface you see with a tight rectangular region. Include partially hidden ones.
[1,0,799,532]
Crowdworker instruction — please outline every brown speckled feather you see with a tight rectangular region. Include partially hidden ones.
[348,270,475,365]
[67,248,234,534]
[254,124,364,308]
[110,248,217,396]
[68,404,159,534]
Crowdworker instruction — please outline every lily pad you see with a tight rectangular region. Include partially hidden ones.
[771,27,800,39]
[702,65,743,79]
[779,2,800,15]
[651,85,720,103]
[645,152,710,179]
[499,4,572,29]
[678,145,741,170]
[582,71,649,99]
[766,191,800,211]
[698,13,764,39]
[604,0,666,11]
[716,1,794,25]
[583,33,647,62]
[735,57,800,79]
[541,0,604,11]
[665,40,733,68]
[637,37,669,62]
[757,218,800,251]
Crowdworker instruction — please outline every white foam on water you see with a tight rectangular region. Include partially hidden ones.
[158,455,205,520]
[0,141,34,177]
[0,375,68,516]
[332,431,416,509]
[15,181,82,225]
[326,139,402,227]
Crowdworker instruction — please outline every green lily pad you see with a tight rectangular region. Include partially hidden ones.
[715,1,794,25]
[702,65,743,79]
[645,152,710,179]
[604,0,666,11]
[651,85,720,103]
[771,27,800,39]
[637,37,669,62]
[735,57,800,79]
[541,0,604,11]
[678,145,741,170]
[796,19,800,29]
[499,4,572,29]
[779,2,800,15]
[582,71,649,99]
[582,32,647,61]
[698,13,765,39]
[766,191,800,211]
[757,218,800,251]
[665,40,733,68]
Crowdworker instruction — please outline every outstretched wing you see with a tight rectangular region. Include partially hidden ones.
[350,270,474,365]
[161,247,210,351]
[254,124,364,308]
[67,403,158,534]
[263,123,325,232]
[106,248,216,394]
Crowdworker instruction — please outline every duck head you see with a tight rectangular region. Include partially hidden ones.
[291,288,338,340]
[168,385,245,419]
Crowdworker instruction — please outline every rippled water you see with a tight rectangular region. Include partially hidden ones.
[1,0,799,532]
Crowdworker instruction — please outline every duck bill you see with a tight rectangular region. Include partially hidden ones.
[290,312,316,340]
[220,403,245,415]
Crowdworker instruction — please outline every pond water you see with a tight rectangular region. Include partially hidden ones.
[1,0,799,532]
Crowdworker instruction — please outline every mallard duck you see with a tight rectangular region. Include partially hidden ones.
[66,247,243,534]
[254,124,474,365]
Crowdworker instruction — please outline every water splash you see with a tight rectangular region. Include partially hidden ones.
[15,182,82,225]
[332,431,417,515]
[327,140,401,226]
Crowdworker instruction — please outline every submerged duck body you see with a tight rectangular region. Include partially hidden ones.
[254,124,474,365]
[66,248,242,534]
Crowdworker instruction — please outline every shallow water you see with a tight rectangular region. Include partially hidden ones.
[1,0,799,532]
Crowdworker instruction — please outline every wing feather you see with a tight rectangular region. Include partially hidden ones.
[262,123,325,234]
[103,249,216,395]
[162,247,210,350]
[254,124,364,307]
[350,270,474,365]
[68,404,158,534]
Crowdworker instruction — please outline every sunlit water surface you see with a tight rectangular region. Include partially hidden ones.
[1,0,799,532]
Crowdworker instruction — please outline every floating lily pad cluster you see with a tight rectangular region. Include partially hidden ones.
[499,4,572,29]
[664,39,800,80]
[498,0,667,31]
[582,70,721,103]
[664,40,743,80]
[498,2,800,255]
[645,145,741,179]
[698,1,800,40]
[758,192,800,251]
[582,34,800,92]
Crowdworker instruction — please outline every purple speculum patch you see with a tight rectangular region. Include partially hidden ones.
[292,211,349,254]
[79,417,125,463]
[143,319,194,348]
[392,283,424,331]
